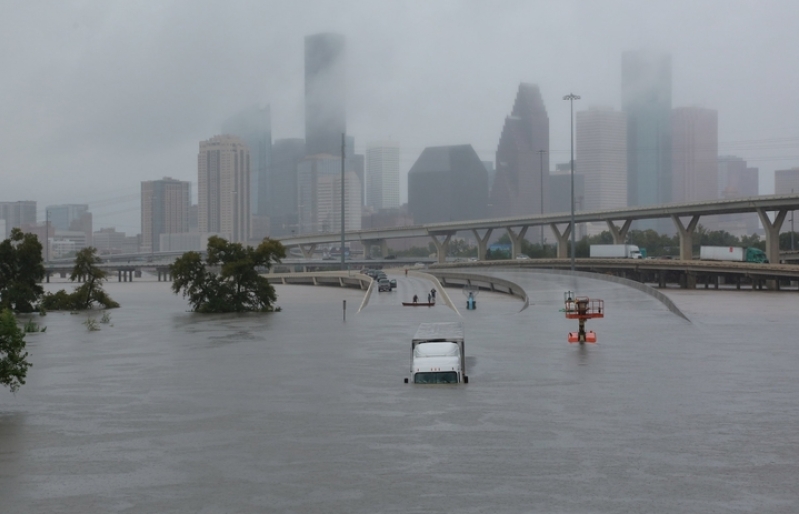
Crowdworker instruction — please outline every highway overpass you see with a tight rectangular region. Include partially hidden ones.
[276,193,799,265]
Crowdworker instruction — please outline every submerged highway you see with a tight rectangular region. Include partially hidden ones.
[1,269,798,513]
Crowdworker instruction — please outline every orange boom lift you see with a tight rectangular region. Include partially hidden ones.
[563,291,604,344]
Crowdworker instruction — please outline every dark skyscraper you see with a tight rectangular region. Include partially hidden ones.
[622,51,672,213]
[490,83,549,219]
[269,138,306,237]
[305,33,346,157]
[408,145,488,224]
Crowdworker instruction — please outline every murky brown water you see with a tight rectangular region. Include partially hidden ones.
[1,271,798,513]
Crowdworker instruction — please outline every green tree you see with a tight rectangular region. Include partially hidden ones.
[740,233,763,249]
[70,247,118,309]
[171,237,286,313]
[40,247,119,311]
[0,228,45,313]
[394,244,436,258]
[0,309,32,392]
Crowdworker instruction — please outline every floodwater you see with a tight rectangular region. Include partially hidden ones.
[1,270,798,513]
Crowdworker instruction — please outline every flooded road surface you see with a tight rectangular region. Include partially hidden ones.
[1,270,798,513]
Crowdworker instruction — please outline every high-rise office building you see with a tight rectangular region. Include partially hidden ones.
[550,164,588,239]
[366,142,400,210]
[46,204,89,231]
[0,201,36,238]
[671,107,718,203]
[622,51,672,217]
[141,178,191,253]
[718,156,758,199]
[576,107,627,212]
[269,138,306,237]
[221,106,272,217]
[408,145,488,224]
[715,155,759,235]
[774,167,799,194]
[198,135,251,243]
[305,33,346,157]
[45,203,92,246]
[297,154,361,234]
[490,83,549,220]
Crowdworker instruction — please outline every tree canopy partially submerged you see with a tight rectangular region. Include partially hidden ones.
[0,228,45,313]
[170,237,285,313]
[40,247,119,311]
[0,309,32,392]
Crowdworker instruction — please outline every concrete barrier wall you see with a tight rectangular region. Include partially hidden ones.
[485,267,690,322]
[426,270,529,311]
[271,271,371,290]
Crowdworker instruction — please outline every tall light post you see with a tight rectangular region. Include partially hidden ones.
[538,149,546,249]
[792,188,796,251]
[341,133,346,270]
[563,93,580,271]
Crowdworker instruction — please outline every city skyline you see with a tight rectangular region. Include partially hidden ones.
[2,1,799,234]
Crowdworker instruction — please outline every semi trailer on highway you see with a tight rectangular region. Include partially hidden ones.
[404,322,468,384]
[699,246,768,263]
[589,244,643,259]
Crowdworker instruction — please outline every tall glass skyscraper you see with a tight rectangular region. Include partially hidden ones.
[622,51,672,211]
[305,33,346,157]
[269,138,306,237]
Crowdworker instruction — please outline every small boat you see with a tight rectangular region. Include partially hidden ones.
[402,302,435,307]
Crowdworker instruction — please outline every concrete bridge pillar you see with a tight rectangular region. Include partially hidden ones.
[379,239,389,258]
[118,270,122,282]
[505,226,528,259]
[429,233,453,264]
[757,208,787,264]
[550,223,572,259]
[471,229,493,261]
[361,239,380,258]
[672,215,701,261]
[298,244,317,259]
[606,219,634,244]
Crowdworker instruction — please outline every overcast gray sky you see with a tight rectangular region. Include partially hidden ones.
[2,0,798,233]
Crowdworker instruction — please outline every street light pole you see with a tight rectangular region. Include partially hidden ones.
[538,149,546,248]
[341,133,346,270]
[563,93,580,271]
[792,188,795,251]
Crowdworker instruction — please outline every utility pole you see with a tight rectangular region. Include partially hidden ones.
[341,133,346,270]
[563,93,580,272]
[45,209,49,264]
[538,149,546,249]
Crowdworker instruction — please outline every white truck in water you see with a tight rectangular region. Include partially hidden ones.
[589,244,643,259]
[404,322,468,384]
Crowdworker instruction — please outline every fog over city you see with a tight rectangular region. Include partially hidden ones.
[2,0,798,233]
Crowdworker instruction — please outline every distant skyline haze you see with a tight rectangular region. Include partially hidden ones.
[2,0,798,233]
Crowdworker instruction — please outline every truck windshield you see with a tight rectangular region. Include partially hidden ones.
[414,372,459,384]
